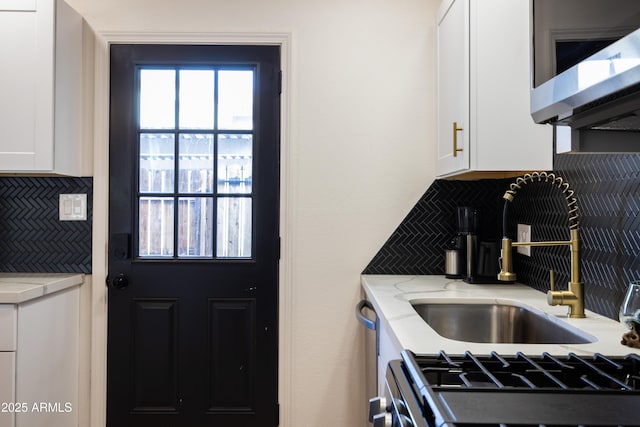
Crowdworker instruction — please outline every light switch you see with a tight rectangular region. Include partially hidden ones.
[517,223,531,256]
[59,194,87,221]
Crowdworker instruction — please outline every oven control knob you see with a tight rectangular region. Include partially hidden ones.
[368,396,387,422]
[372,412,392,427]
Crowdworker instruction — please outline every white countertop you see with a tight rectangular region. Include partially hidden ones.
[0,273,84,304]
[362,274,640,357]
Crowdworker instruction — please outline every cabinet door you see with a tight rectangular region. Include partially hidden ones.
[471,0,552,170]
[16,288,79,427]
[436,0,469,176]
[376,319,402,396]
[0,352,15,427]
[0,0,54,171]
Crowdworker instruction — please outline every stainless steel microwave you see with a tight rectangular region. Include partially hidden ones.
[530,0,640,139]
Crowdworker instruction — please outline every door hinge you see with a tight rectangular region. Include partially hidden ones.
[278,236,281,261]
[275,402,280,426]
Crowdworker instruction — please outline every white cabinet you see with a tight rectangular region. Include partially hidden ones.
[0,304,16,427]
[0,353,16,427]
[0,287,79,427]
[436,0,553,178]
[0,0,85,176]
[376,316,402,396]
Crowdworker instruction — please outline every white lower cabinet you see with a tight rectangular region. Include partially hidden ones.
[376,317,403,395]
[0,353,16,427]
[0,287,79,427]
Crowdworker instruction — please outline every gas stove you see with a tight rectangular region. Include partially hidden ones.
[370,350,640,427]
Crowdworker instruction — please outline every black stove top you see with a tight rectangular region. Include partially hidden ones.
[399,350,640,426]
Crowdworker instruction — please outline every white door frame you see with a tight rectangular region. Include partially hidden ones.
[91,31,293,427]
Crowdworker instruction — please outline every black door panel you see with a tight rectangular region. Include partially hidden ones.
[107,44,280,427]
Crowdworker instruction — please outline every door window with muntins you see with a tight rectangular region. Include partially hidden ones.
[137,68,254,259]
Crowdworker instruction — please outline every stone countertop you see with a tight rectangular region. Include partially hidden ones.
[362,274,640,357]
[0,273,84,304]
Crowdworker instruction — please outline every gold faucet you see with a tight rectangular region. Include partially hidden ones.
[497,172,585,318]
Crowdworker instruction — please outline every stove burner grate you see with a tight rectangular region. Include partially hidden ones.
[397,350,640,426]
[412,351,640,391]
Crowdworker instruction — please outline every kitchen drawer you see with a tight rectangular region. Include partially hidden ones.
[0,305,17,351]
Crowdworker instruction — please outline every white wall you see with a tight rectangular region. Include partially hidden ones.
[69,0,438,425]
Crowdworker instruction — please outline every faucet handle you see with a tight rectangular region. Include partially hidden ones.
[549,269,556,292]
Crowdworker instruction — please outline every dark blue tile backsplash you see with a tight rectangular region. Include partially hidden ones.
[364,152,640,320]
[0,177,92,273]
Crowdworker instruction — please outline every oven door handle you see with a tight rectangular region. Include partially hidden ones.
[356,299,377,330]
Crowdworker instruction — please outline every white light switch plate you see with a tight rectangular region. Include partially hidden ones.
[517,223,531,256]
[59,194,87,221]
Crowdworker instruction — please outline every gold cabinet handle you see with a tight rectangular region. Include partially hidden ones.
[453,121,464,157]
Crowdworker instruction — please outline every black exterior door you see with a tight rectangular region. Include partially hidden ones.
[107,44,280,427]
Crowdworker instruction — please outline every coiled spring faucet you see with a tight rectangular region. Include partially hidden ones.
[497,172,585,318]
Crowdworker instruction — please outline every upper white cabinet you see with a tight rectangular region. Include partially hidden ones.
[436,0,553,178]
[0,0,87,176]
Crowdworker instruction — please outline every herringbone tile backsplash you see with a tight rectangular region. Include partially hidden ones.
[363,179,507,275]
[364,153,640,320]
[3,154,640,319]
[0,177,92,273]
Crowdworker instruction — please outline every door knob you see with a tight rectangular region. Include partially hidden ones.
[111,273,129,290]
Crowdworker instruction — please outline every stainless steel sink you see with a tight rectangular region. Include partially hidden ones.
[412,301,595,344]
